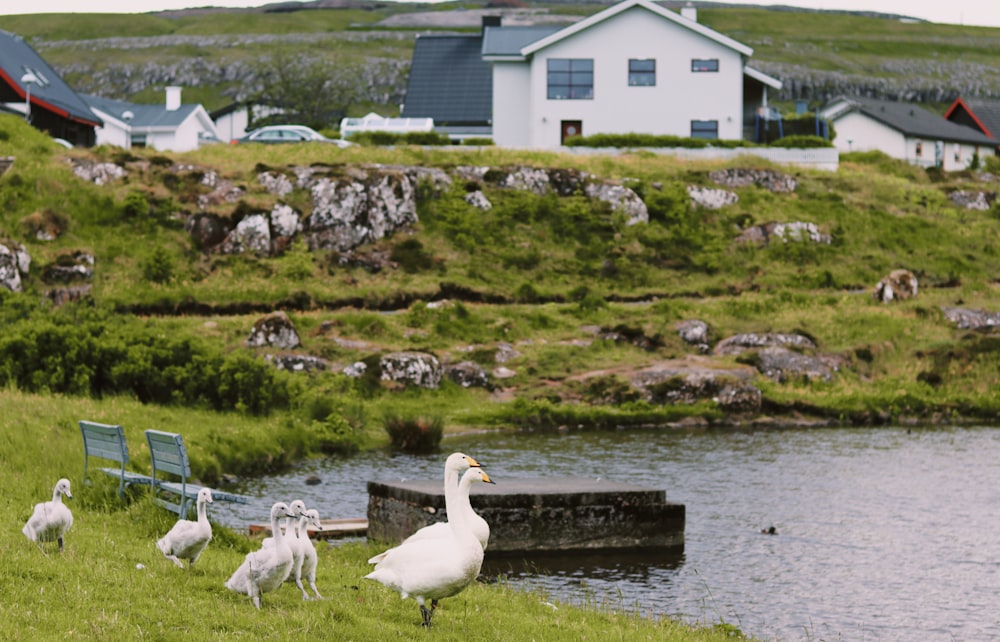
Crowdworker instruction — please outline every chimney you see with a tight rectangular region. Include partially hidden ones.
[482,15,501,35]
[680,2,697,22]
[165,86,182,111]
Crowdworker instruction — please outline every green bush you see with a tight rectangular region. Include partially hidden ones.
[382,412,443,452]
[769,135,833,148]
[565,132,751,148]
[349,130,451,146]
[462,137,494,146]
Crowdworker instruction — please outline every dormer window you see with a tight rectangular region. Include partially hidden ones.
[691,59,719,73]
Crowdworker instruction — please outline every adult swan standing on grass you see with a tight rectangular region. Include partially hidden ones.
[23,478,73,553]
[367,452,488,565]
[156,487,213,569]
[365,467,495,627]
[225,502,297,608]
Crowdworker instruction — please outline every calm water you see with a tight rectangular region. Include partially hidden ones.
[212,425,1000,642]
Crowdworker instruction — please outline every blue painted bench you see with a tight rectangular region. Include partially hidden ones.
[80,420,154,497]
[145,429,249,516]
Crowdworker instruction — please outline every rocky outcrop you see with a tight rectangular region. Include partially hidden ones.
[71,160,127,185]
[0,239,30,292]
[584,182,648,225]
[304,168,417,252]
[753,346,834,383]
[445,361,492,389]
[713,332,817,356]
[630,358,761,414]
[736,221,832,245]
[246,311,301,349]
[464,190,492,211]
[42,251,94,284]
[687,185,738,209]
[940,306,1000,330]
[676,320,710,353]
[949,190,996,210]
[265,353,329,372]
[380,351,442,388]
[873,269,918,303]
[709,168,798,193]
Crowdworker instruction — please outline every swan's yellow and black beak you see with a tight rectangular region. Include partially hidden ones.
[480,471,495,485]
[465,455,483,468]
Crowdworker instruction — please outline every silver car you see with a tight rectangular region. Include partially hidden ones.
[233,125,352,148]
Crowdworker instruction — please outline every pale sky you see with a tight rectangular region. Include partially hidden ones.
[0,0,999,29]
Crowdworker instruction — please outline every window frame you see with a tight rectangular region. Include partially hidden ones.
[628,58,656,87]
[691,58,720,73]
[690,120,719,140]
[547,58,594,100]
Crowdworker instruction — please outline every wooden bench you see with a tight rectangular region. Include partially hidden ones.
[145,429,249,516]
[80,420,154,497]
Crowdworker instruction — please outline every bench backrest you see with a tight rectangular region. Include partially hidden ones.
[145,429,191,481]
[80,420,129,466]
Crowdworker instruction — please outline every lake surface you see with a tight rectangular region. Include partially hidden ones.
[211,425,1000,642]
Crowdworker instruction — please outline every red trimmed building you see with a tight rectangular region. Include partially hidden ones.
[0,29,101,146]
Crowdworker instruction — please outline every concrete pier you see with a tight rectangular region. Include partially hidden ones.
[366,477,684,554]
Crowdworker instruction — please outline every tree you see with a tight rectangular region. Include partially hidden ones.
[251,51,362,130]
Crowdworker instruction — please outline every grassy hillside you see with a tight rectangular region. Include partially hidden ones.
[1,114,998,440]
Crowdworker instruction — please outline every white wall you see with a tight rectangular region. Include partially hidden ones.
[215,109,250,142]
[828,111,907,158]
[506,5,745,149]
[829,110,986,171]
[492,62,532,147]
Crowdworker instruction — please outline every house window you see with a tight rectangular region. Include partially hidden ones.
[915,140,923,157]
[691,59,719,73]
[691,120,719,139]
[628,59,656,86]
[547,58,594,100]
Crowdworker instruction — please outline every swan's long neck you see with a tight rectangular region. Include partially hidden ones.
[296,515,309,539]
[272,514,287,545]
[448,475,476,538]
[197,499,209,524]
[443,465,461,520]
[52,487,63,503]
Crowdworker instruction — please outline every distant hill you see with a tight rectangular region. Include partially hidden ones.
[9,0,1000,115]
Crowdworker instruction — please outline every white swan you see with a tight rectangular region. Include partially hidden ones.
[260,499,307,593]
[23,478,73,553]
[365,467,494,627]
[367,452,488,565]
[224,501,297,608]
[156,487,213,569]
[298,509,324,600]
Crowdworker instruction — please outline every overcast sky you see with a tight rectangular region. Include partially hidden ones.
[1,1,999,28]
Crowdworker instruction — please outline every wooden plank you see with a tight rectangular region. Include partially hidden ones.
[248,518,368,540]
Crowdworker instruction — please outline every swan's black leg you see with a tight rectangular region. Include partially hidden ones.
[58,536,64,552]
[420,604,433,627]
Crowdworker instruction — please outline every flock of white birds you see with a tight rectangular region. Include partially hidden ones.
[22,452,494,627]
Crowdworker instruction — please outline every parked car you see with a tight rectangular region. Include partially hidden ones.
[232,125,352,148]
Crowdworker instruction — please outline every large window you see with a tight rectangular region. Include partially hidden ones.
[691,120,719,139]
[628,59,656,86]
[547,58,594,100]
[691,58,719,73]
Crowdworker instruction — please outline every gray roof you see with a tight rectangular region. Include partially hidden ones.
[835,96,997,146]
[401,34,492,126]
[0,29,100,126]
[83,94,199,129]
[945,97,1000,144]
[481,26,560,57]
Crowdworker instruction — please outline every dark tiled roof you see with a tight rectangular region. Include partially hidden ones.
[840,96,997,146]
[83,94,199,129]
[482,26,560,57]
[401,34,492,126]
[0,29,100,126]
[945,97,1000,144]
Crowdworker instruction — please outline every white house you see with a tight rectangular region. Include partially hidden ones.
[85,87,219,152]
[820,96,997,171]
[400,0,779,148]
[480,0,780,148]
